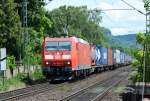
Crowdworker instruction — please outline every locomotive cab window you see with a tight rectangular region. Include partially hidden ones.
[45,41,71,51]
[45,42,58,51]
[59,42,71,50]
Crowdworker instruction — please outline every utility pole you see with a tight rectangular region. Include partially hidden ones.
[22,0,30,79]
[142,2,150,100]
[144,10,150,98]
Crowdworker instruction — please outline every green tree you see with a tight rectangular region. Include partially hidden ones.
[143,0,150,68]
[132,31,150,82]
[46,6,105,45]
[15,0,52,54]
[7,56,16,77]
[0,0,22,59]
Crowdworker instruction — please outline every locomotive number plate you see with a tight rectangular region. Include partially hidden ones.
[55,55,61,59]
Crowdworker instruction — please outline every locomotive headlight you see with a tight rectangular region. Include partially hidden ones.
[46,62,49,64]
[67,61,70,65]
[65,61,71,65]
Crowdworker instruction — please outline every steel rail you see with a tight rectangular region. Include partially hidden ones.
[91,78,124,101]
[58,72,125,101]
[0,82,66,101]
[58,70,129,101]
[0,66,130,101]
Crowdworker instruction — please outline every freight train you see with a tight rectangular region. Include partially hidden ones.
[42,37,132,80]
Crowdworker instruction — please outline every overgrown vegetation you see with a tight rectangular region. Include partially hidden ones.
[7,56,16,77]
[130,0,150,82]
[0,0,110,64]
[0,0,22,57]
[0,76,26,92]
[131,31,150,82]
[31,69,45,81]
[46,6,107,45]
[0,69,45,92]
[118,0,150,83]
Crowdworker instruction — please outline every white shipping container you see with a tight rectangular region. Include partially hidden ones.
[115,50,120,63]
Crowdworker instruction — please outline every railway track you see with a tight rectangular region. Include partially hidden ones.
[0,73,110,101]
[58,72,128,101]
[0,66,130,101]
[0,82,65,101]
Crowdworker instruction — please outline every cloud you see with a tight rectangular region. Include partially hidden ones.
[96,0,145,21]
[45,0,146,35]
[111,26,146,36]
[111,27,130,35]
[96,0,145,35]
[96,2,122,20]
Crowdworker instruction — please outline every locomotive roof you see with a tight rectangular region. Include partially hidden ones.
[73,37,89,45]
[45,37,89,45]
[45,37,71,41]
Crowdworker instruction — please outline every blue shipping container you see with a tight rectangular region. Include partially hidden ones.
[95,46,108,65]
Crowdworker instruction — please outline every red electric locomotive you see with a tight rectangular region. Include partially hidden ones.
[42,37,93,80]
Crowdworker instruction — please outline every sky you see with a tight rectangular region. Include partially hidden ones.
[45,0,146,36]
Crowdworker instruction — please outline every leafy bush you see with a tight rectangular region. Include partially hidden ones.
[128,71,138,83]
[131,59,140,67]
[0,76,25,92]
[0,78,8,91]
[16,73,28,81]
[29,54,41,65]
[31,69,44,80]
[7,56,16,69]
[6,56,16,76]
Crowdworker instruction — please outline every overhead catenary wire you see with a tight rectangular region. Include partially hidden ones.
[45,0,146,35]
[99,8,134,11]
[120,0,145,15]
[90,0,145,35]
